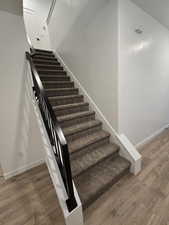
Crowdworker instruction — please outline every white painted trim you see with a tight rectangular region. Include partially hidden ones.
[136,125,168,149]
[55,51,142,175]
[4,159,44,180]
[119,134,142,175]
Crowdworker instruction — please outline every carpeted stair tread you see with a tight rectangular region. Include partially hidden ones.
[34,52,55,57]
[40,75,69,81]
[43,81,74,88]
[57,111,95,127]
[69,130,110,154]
[38,70,67,76]
[34,50,55,57]
[57,111,95,122]
[33,59,60,65]
[53,102,89,111]
[49,94,84,106]
[43,81,73,85]
[74,155,130,209]
[53,102,89,116]
[71,143,119,177]
[35,64,64,70]
[37,69,65,72]
[35,49,53,54]
[31,49,131,210]
[33,55,56,60]
[46,87,79,97]
[63,120,101,137]
[49,94,83,100]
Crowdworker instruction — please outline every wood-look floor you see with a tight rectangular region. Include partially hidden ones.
[1,129,169,225]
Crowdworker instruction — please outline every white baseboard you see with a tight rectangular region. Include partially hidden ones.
[136,125,169,149]
[4,159,45,180]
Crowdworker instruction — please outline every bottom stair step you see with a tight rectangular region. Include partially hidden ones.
[74,156,130,209]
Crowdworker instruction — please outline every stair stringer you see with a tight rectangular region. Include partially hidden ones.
[26,60,84,225]
[54,51,142,175]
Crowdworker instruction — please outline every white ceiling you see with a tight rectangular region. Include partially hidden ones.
[131,0,169,30]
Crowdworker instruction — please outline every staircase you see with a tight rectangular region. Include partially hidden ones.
[32,49,130,209]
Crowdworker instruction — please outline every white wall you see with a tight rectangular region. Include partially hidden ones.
[23,13,51,49]
[49,0,119,130]
[0,10,45,177]
[23,0,52,49]
[48,0,169,146]
[119,0,169,145]
[23,0,52,20]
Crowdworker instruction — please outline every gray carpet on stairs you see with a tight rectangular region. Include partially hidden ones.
[32,49,130,209]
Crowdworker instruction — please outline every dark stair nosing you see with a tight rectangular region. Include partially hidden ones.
[74,156,130,209]
[71,143,119,177]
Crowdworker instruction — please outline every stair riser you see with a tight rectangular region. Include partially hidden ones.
[59,113,95,128]
[54,104,89,117]
[36,65,64,70]
[40,76,70,82]
[71,136,110,160]
[43,82,74,89]
[49,96,84,106]
[38,70,67,76]
[46,89,78,97]
[83,167,129,210]
[33,60,60,65]
[65,124,102,142]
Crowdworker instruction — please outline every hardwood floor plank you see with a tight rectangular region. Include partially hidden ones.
[1,129,169,225]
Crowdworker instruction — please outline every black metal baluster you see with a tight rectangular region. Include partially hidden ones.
[26,51,77,212]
